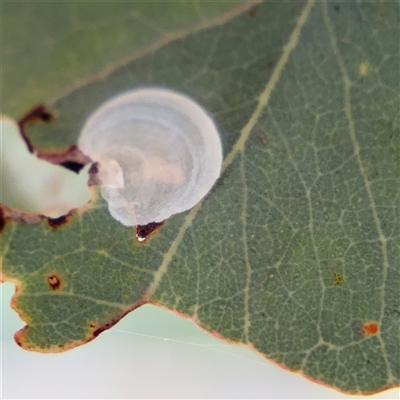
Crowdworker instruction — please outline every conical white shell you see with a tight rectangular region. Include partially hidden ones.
[78,88,223,226]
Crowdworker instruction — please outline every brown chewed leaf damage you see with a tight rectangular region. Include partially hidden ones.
[1,204,44,225]
[136,221,164,243]
[91,301,147,339]
[47,273,63,291]
[17,104,92,174]
[47,215,70,230]
[37,144,91,174]
[18,104,56,153]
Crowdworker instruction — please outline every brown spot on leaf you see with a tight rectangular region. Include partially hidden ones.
[247,5,258,18]
[136,221,164,243]
[334,273,344,286]
[266,60,275,69]
[256,133,268,146]
[333,4,340,12]
[363,323,379,336]
[47,274,63,290]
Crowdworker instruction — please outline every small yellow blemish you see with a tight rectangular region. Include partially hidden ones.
[358,61,370,77]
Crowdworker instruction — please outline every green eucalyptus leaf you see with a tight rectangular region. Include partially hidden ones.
[1,0,399,395]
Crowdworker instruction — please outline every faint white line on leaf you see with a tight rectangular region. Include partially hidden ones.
[47,0,264,107]
[322,0,393,384]
[145,0,316,303]
[113,328,270,367]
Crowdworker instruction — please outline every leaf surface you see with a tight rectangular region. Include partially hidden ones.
[1,1,399,395]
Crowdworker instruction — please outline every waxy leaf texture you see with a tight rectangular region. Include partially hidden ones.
[1,1,399,395]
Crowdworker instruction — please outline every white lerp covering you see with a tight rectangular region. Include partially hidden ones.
[78,88,223,226]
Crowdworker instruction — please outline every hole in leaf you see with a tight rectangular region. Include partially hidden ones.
[0,116,91,218]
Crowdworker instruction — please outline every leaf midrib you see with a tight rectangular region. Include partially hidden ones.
[145,0,317,307]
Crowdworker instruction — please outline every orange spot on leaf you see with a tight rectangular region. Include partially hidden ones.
[363,323,379,336]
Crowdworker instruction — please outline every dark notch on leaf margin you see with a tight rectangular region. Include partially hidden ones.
[37,144,90,175]
[18,105,55,154]
[47,214,70,230]
[136,221,164,243]
[89,300,148,340]
[17,104,90,174]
